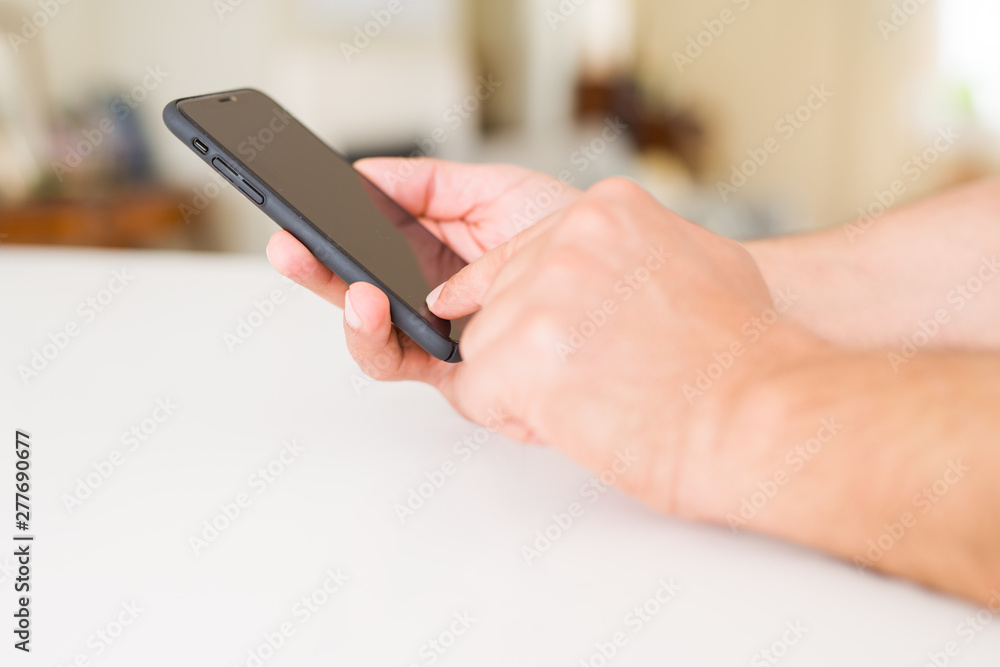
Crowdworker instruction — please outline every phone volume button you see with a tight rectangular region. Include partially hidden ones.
[239,179,265,206]
[211,157,238,181]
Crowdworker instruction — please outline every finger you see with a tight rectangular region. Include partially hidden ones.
[344,281,452,387]
[426,213,559,319]
[267,230,347,308]
[354,157,541,222]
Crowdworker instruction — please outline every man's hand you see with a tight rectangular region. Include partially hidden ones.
[426,176,824,508]
[266,157,581,429]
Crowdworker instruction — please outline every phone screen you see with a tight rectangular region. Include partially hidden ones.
[177,91,467,339]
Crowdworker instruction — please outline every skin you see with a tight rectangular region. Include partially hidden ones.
[267,158,1000,605]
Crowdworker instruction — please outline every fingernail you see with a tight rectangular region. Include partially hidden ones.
[426,283,444,308]
[265,244,271,263]
[344,290,362,330]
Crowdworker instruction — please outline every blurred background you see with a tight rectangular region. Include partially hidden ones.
[0,0,997,252]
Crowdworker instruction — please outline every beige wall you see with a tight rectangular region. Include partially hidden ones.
[635,0,952,229]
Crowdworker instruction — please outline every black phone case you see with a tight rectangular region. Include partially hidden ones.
[163,89,461,363]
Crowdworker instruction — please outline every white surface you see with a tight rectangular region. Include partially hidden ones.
[1,247,998,666]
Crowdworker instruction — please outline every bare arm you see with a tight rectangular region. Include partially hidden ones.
[689,345,1000,604]
[747,178,1000,349]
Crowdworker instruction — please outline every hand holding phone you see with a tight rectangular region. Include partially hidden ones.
[164,89,469,361]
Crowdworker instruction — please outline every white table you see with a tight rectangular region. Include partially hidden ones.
[1,247,997,666]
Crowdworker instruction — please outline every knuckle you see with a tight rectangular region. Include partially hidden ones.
[534,246,590,286]
[559,200,620,242]
[588,176,646,200]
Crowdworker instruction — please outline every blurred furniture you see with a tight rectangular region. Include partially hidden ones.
[0,188,198,248]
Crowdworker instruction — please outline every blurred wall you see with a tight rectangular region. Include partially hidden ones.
[634,0,960,229]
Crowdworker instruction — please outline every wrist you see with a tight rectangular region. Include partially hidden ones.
[671,320,833,524]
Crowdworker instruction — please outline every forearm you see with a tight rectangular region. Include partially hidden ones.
[700,342,1000,604]
[746,178,1000,348]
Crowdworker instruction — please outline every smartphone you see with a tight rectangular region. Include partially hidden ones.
[163,89,467,362]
